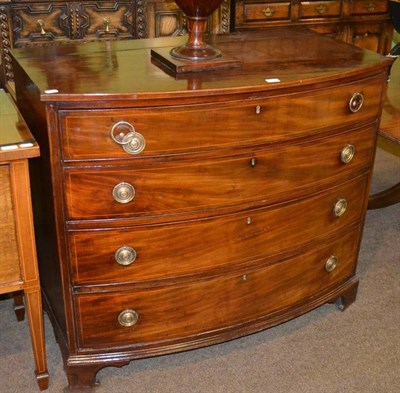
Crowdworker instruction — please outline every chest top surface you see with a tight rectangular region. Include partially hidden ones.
[0,90,39,161]
[10,27,392,104]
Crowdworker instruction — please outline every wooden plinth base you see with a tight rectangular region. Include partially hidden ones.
[151,47,241,75]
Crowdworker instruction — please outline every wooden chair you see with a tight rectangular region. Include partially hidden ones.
[368,57,400,209]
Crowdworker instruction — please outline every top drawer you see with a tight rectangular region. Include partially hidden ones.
[299,1,342,19]
[60,75,384,161]
[350,0,389,16]
[241,2,292,23]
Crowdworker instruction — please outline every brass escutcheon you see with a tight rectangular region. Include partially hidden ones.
[123,132,146,155]
[325,255,338,273]
[340,144,355,164]
[118,309,139,327]
[262,7,275,17]
[316,4,328,14]
[115,246,137,266]
[112,182,135,204]
[349,92,364,113]
[365,2,376,12]
[333,198,347,217]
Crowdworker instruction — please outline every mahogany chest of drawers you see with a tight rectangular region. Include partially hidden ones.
[11,28,392,391]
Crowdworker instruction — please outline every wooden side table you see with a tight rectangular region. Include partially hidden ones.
[0,89,49,390]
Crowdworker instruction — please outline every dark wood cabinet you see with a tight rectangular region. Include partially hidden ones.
[233,0,393,54]
[11,28,392,391]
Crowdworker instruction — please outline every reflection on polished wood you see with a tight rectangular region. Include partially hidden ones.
[368,58,400,209]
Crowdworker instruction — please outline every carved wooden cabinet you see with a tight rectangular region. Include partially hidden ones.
[233,0,393,54]
[0,0,231,88]
[11,28,392,391]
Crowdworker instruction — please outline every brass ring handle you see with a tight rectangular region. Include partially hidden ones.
[333,198,347,217]
[118,309,139,327]
[115,246,137,266]
[103,17,111,33]
[262,7,275,17]
[112,182,135,204]
[340,144,355,164]
[110,121,136,145]
[110,121,146,154]
[349,92,364,113]
[37,19,47,35]
[325,255,338,273]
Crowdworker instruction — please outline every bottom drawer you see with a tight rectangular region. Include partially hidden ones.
[76,228,360,349]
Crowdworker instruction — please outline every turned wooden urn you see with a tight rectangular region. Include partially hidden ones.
[170,0,224,61]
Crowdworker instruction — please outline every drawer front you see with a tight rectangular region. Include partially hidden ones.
[64,125,375,220]
[70,176,367,286]
[300,1,342,19]
[75,228,360,348]
[60,76,383,160]
[11,3,69,45]
[242,2,291,22]
[350,0,389,16]
[80,1,134,40]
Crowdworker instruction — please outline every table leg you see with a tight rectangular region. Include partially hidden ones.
[13,291,25,321]
[24,287,49,390]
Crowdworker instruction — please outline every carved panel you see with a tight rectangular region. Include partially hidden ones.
[10,2,136,44]
[136,0,147,38]
[0,6,12,83]
[11,3,70,44]
[217,0,231,34]
[79,2,134,39]
[155,10,184,37]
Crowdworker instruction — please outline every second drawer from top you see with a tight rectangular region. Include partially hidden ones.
[64,124,375,220]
